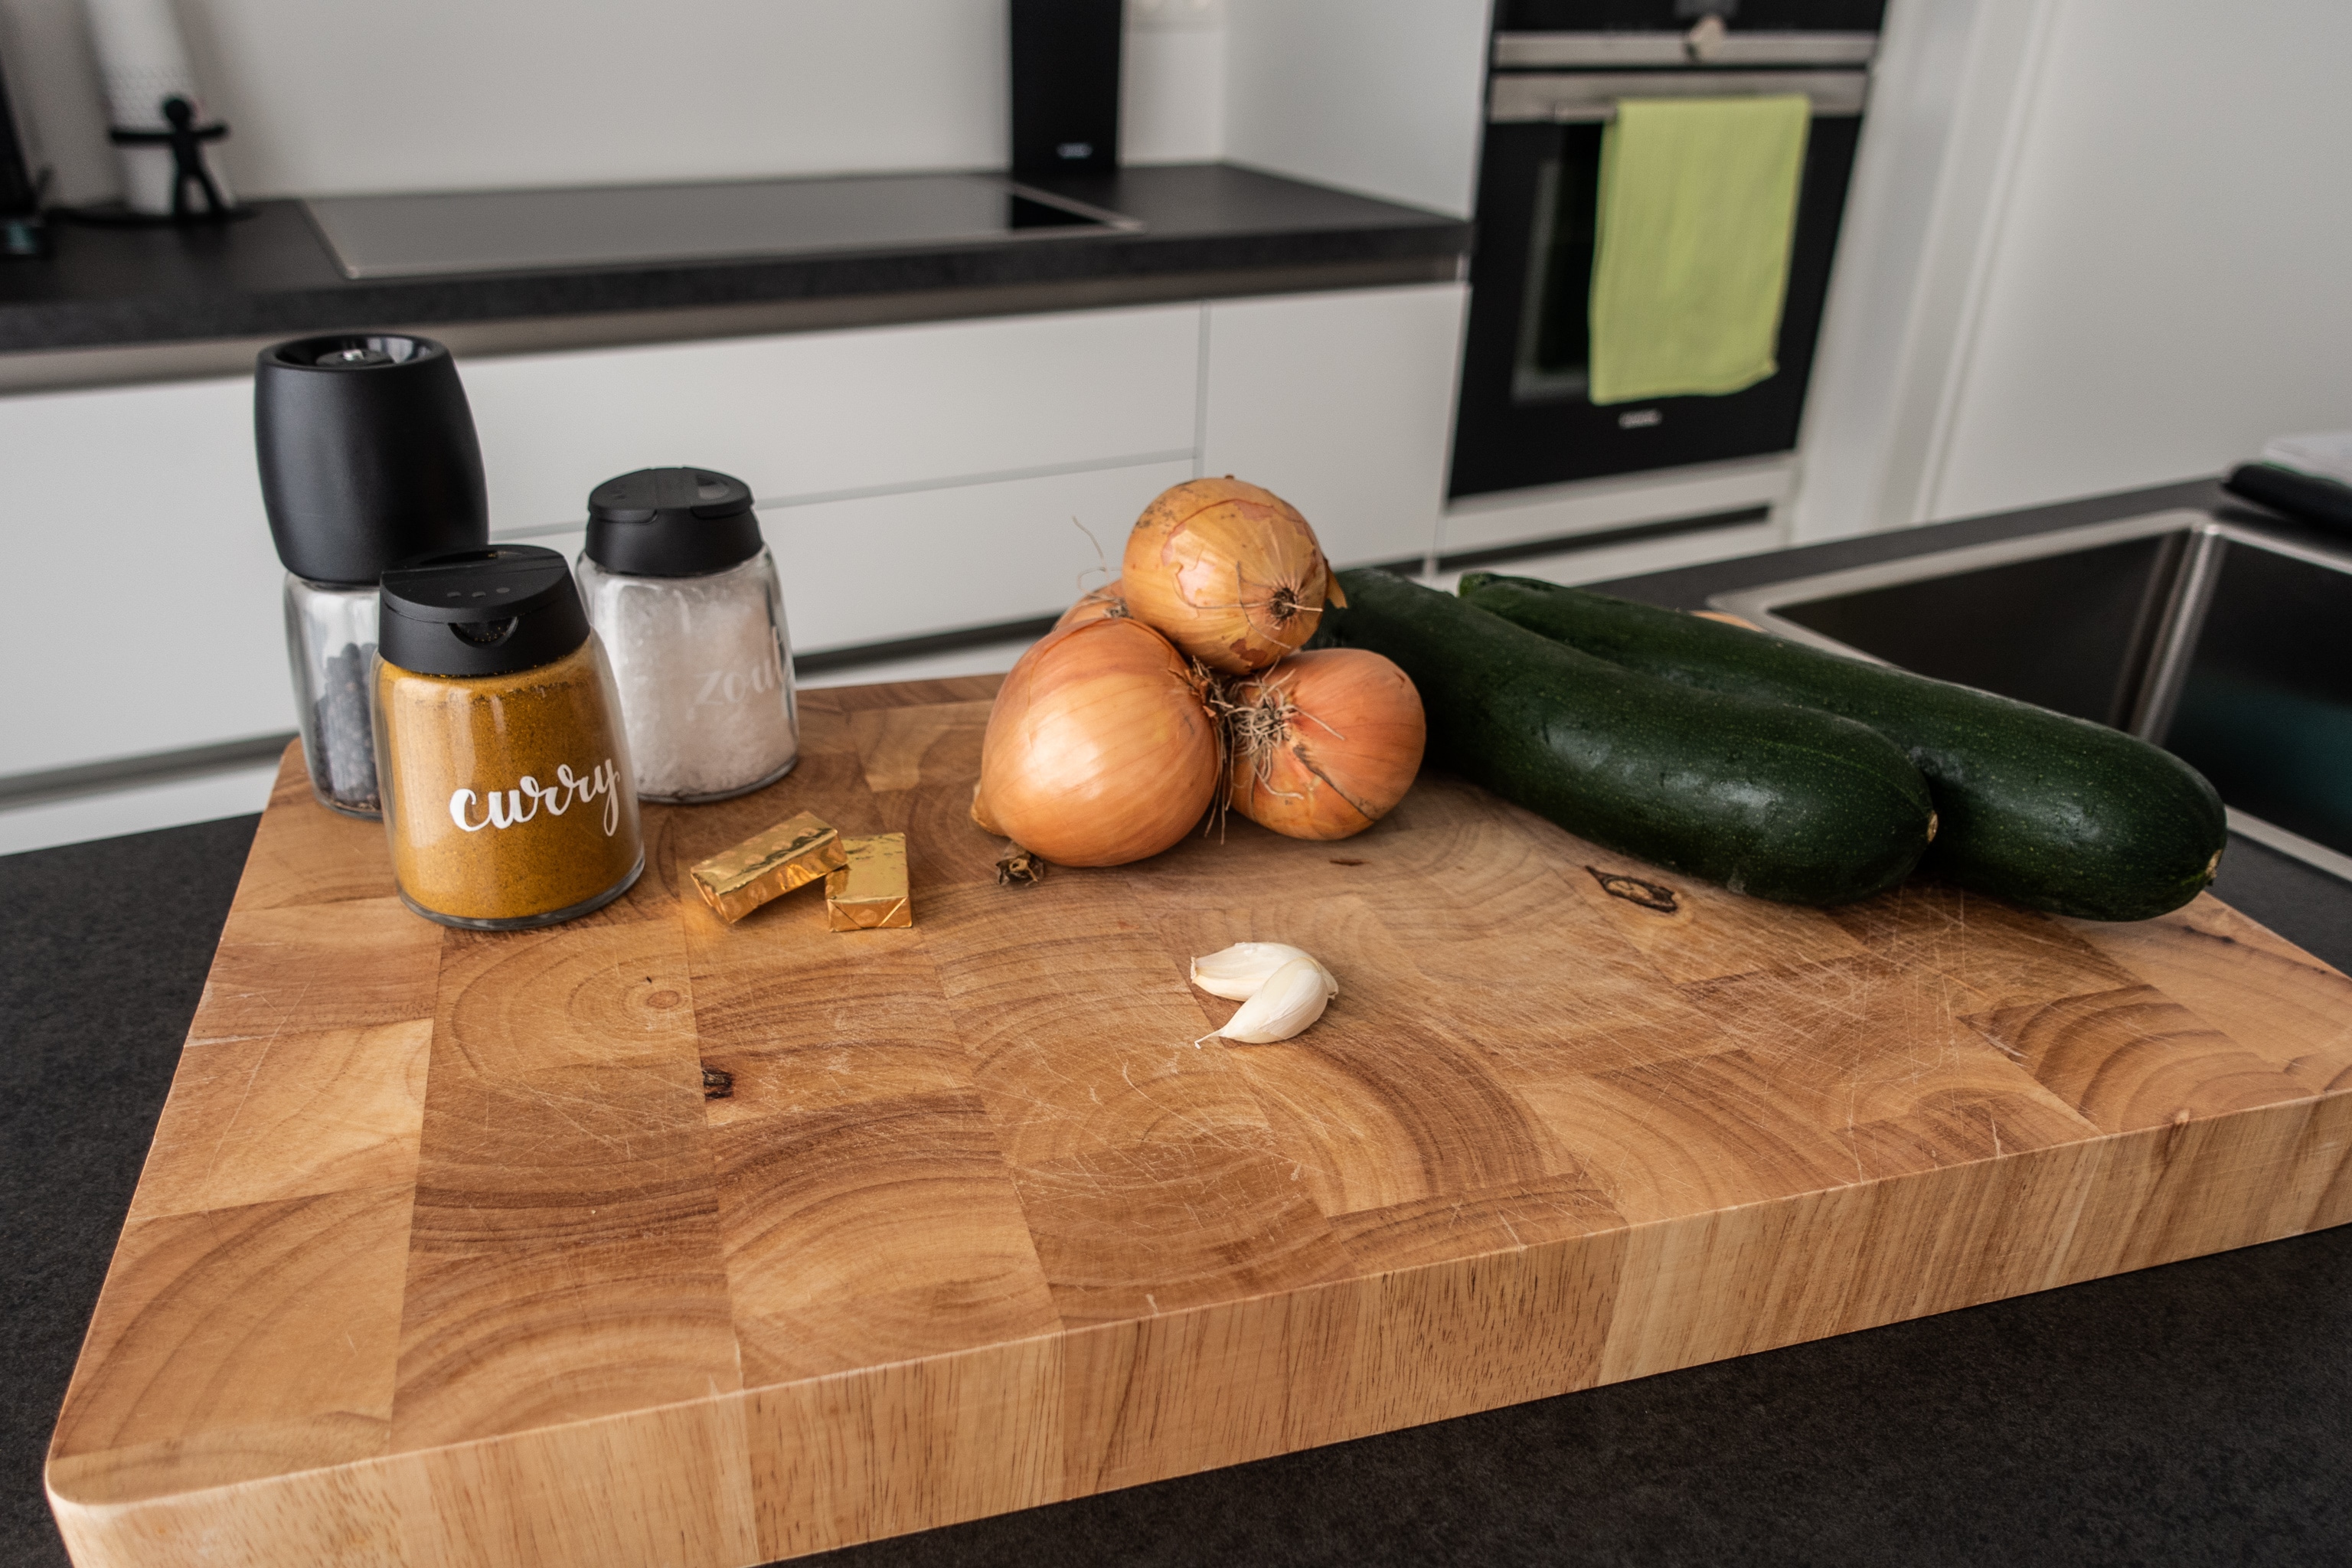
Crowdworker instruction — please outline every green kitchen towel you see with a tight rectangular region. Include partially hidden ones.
[1587,94,1811,406]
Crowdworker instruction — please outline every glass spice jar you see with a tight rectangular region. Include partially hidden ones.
[576,467,799,802]
[373,546,642,929]
[256,332,489,817]
[283,577,384,814]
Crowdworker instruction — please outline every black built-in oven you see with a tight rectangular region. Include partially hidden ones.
[1449,1,1886,501]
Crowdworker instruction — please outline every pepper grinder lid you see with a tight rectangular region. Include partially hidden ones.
[379,545,590,678]
[584,467,763,577]
[256,333,491,586]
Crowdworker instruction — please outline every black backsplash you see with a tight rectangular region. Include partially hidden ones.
[0,56,39,217]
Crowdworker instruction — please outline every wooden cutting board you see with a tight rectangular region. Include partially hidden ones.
[47,675,2352,1567]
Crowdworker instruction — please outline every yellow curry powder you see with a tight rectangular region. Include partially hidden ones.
[375,635,643,926]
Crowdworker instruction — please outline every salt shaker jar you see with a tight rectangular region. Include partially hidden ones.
[575,467,799,802]
[373,546,642,929]
[256,333,488,817]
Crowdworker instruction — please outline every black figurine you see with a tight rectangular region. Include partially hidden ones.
[108,94,236,222]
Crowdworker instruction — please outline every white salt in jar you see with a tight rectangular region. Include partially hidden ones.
[576,468,799,803]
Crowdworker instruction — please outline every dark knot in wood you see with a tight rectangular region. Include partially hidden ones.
[1587,866,1679,914]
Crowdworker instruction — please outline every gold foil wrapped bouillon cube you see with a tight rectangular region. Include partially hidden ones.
[691,812,846,923]
[827,833,912,931]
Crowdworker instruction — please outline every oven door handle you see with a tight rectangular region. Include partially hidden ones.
[1488,70,1867,124]
[1492,31,1878,69]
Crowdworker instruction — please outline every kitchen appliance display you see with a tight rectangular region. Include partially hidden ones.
[1449,1,1884,501]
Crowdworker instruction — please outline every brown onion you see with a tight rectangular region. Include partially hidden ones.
[1227,648,1425,841]
[977,617,1220,867]
[1120,477,1341,675]
[1054,578,1129,631]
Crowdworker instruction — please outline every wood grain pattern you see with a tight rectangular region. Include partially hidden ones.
[48,690,2352,1567]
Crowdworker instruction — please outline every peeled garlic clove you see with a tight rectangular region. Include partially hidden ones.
[1190,941,1334,1001]
[1298,949,1335,1001]
[1204,955,1333,1044]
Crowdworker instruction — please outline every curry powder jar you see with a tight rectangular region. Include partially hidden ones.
[373,545,643,928]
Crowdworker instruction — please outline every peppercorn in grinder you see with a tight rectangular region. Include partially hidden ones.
[374,547,642,929]
[255,333,488,816]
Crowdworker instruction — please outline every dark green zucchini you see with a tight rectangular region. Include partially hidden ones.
[1458,572,2226,921]
[1326,568,1935,906]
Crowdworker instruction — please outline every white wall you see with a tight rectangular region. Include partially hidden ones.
[1922,0,2352,519]
[0,0,115,203]
[3,0,1491,212]
[1786,0,2045,543]
[1125,0,1228,165]
[6,0,1005,203]
[189,0,1008,198]
[1223,0,1490,220]
[0,0,1247,204]
[1795,0,2352,535]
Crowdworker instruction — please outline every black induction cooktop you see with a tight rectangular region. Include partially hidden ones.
[303,172,1142,281]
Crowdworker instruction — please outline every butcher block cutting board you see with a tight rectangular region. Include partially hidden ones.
[48,675,2352,1567]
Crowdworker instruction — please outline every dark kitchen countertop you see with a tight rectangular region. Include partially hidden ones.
[0,164,1468,370]
[8,480,2349,1567]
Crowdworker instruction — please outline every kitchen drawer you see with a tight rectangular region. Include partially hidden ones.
[766,457,1195,654]
[0,375,287,777]
[1200,282,1466,569]
[462,304,1204,532]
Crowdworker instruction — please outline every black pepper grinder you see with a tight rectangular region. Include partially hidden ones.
[255,333,489,817]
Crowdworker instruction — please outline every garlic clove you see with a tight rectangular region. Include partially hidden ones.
[1191,941,1334,1001]
[1190,941,1298,998]
[1204,955,1333,1044]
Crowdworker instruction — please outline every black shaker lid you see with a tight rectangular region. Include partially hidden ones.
[256,333,491,586]
[378,546,590,678]
[583,467,763,577]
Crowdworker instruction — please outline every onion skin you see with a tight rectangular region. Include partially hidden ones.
[1121,477,1336,675]
[980,618,1220,867]
[1228,648,1426,841]
[1054,578,1129,631]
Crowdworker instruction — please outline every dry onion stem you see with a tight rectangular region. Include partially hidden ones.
[1120,477,1341,675]
[1054,577,1131,631]
[1224,648,1425,841]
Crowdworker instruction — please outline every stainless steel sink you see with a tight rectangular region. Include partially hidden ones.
[1709,508,2352,883]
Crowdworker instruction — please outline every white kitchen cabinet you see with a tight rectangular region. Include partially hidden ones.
[509,456,1197,655]
[1224,0,1491,220]
[1200,282,1465,570]
[462,305,1203,532]
[0,374,287,777]
[766,457,1196,652]
[0,283,1466,802]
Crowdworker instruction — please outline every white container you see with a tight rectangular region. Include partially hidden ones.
[83,0,237,214]
[575,468,799,803]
